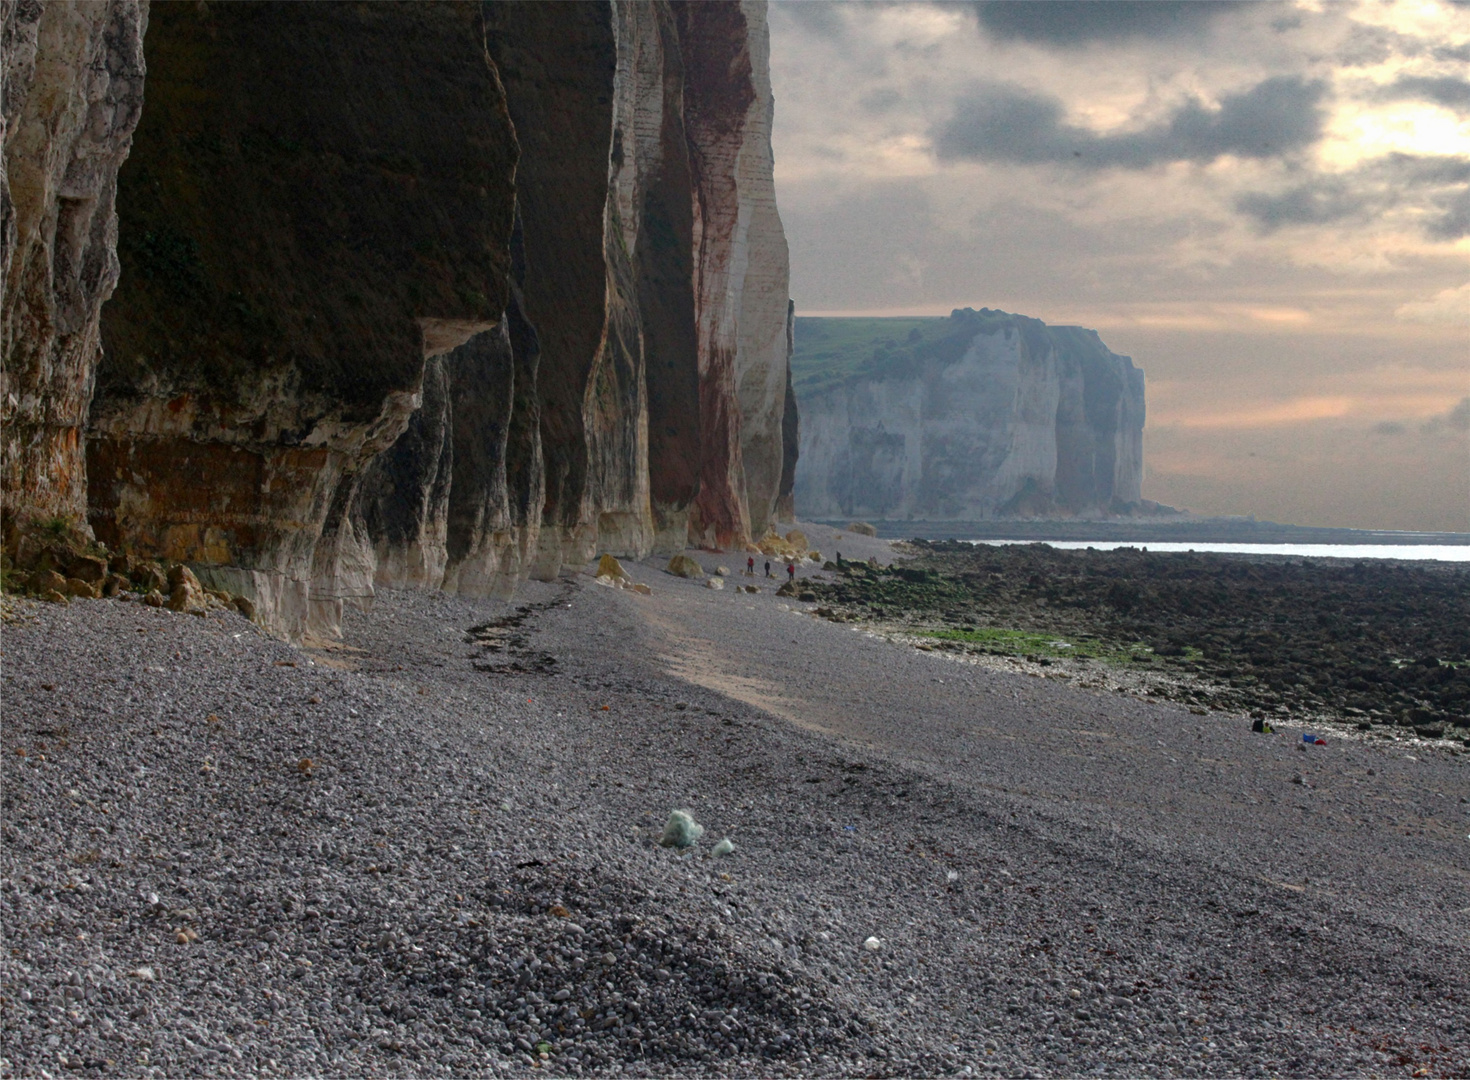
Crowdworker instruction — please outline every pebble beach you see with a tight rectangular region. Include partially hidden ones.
[3,524,1468,1077]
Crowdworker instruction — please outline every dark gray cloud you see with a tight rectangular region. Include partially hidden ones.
[1235,182,1370,230]
[1450,397,1470,433]
[933,76,1326,168]
[859,87,902,114]
[1381,74,1470,112]
[1389,153,1470,186]
[1428,184,1470,240]
[1234,154,1470,237]
[971,1,1249,46]
[1419,397,1470,435]
[1334,23,1414,67]
[1373,420,1409,435]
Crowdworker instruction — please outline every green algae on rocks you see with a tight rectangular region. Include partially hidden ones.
[807,540,1470,739]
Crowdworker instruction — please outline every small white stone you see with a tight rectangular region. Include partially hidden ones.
[863,936,882,951]
[126,966,155,981]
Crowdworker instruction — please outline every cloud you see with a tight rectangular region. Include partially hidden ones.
[1390,153,1470,185]
[933,76,1326,169]
[970,1,1247,46]
[1234,154,1470,237]
[1419,397,1470,435]
[1428,184,1470,239]
[859,87,902,114]
[778,1,849,40]
[1396,282,1470,324]
[1235,181,1370,230]
[1161,396,1355,429]
[1450,397,1470,432]
[1373,420,1409,435]
[1381,74,1470,112]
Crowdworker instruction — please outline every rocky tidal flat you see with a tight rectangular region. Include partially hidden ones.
[808,540,1470,746]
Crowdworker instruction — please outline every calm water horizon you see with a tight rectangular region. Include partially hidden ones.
[965,540,1470,562]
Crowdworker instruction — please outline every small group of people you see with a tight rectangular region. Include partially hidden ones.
[746,555,796,582]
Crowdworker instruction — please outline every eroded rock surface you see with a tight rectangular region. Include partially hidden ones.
[86,0,518,639]
[1,0,147,529]
[794,308,1145,521]
[731,0,793,537]
[679,0,756,550]
[775,300,798,523]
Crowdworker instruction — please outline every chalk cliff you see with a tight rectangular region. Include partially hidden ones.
[731,0,793,539]
[85,1,518,641]
[793,308,1145,521]
[2,1,796,640]
[1,0,147,528]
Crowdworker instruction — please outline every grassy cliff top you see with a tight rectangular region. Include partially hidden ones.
[790,309,1122,399]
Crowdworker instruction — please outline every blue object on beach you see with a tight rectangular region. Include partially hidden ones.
[843,825,857,832]
[1303,733,1325,744]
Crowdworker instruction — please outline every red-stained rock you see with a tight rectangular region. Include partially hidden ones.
[675,0,792,550]
[677,0,756,551]
[632,4,703,553]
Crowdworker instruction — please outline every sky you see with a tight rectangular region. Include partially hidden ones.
[768,0,1470,531]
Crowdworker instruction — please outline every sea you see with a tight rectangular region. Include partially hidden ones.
[967,540,1470,562]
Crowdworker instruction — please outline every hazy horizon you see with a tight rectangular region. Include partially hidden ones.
[769,0,1470,533]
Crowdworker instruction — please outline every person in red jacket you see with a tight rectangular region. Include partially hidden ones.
[787,562,796,583]
[747,556,755,576]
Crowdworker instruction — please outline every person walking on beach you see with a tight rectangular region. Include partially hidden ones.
[787,562,795,584]
[764,560,772,578]
[747,556,755,576]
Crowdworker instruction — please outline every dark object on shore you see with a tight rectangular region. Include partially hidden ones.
[1252,718,1276,734]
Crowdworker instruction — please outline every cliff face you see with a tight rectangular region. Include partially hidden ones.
[1,0,147,530]
[794,309,1145,521]
[731,0,793,538]
[774,299,798,523]
[87,1,518,640]
[2,1,796,640]
[678,0,794,550]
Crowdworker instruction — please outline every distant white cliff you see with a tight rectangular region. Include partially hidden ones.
[793,308,1146,520]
